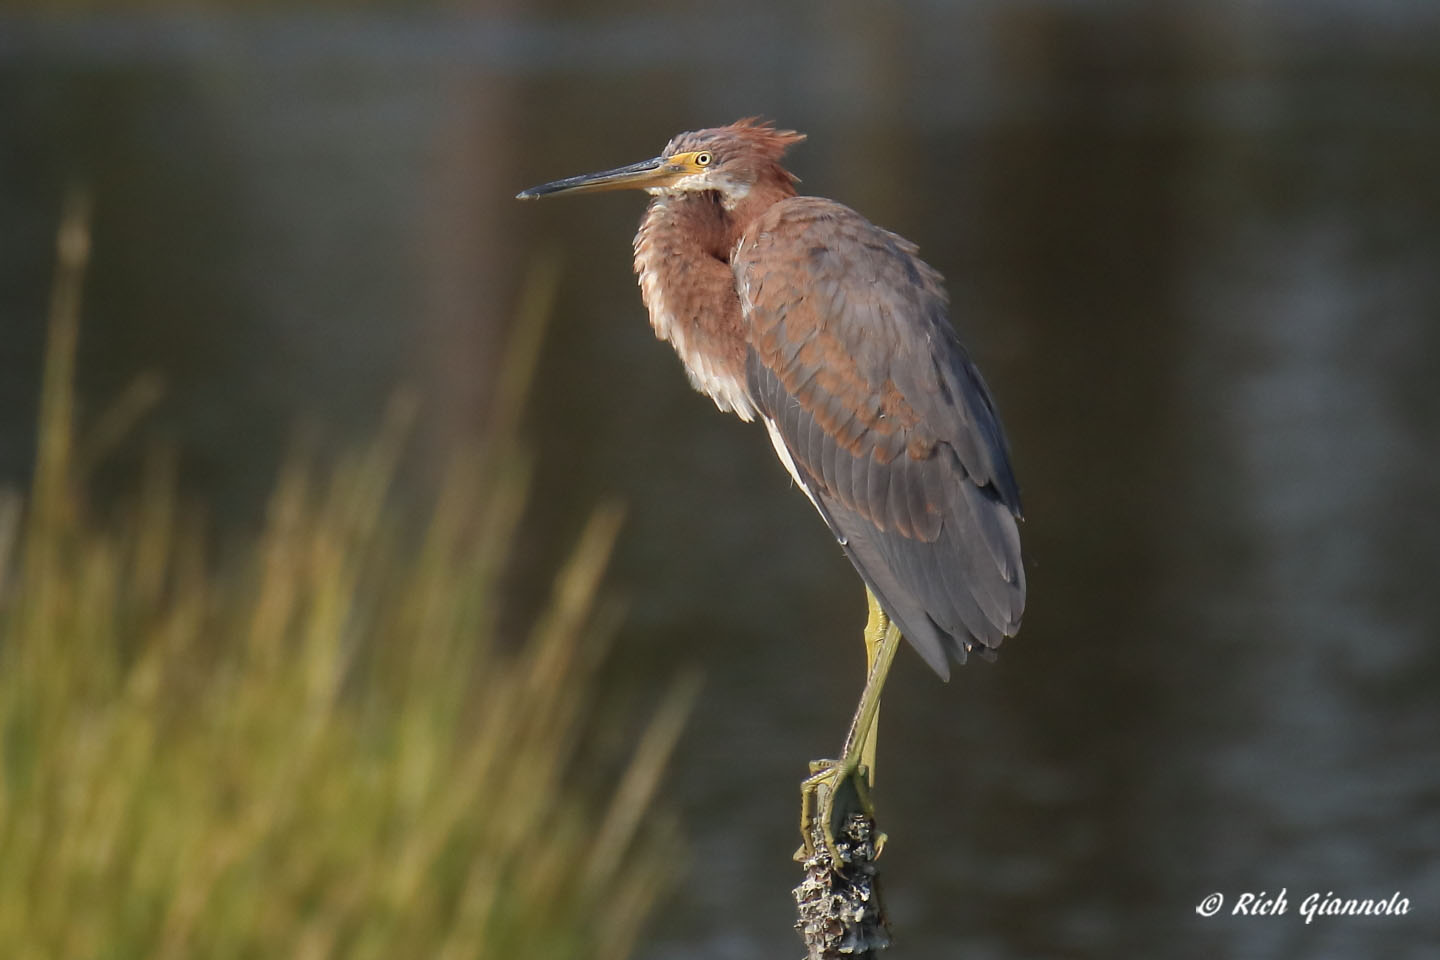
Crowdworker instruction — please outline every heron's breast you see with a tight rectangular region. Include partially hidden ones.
[634,204,756,421]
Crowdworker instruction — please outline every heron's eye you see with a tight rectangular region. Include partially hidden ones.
[694,152,712,167]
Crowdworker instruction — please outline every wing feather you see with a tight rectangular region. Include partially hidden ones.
[735,197,1025,675]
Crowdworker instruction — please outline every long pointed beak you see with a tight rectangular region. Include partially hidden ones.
[516,155,674,200]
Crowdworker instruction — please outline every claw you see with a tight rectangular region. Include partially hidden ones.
[796,758,874,866]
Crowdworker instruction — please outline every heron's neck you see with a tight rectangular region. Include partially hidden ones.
[722,174,796,251]
[641,171,796,261]
[649,190,732,258]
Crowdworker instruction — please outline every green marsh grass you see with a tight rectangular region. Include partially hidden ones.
[0,194,689,960]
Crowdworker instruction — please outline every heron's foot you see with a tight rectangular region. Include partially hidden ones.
[796,757,880,867]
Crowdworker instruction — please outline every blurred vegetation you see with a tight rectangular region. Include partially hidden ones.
[0,193,690,960]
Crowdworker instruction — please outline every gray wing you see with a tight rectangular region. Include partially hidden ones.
[735,196,1024,678]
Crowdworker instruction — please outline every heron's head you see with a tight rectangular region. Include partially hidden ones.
[517,118,805,209]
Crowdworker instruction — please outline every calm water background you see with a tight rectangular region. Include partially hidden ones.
[4,3,1439,957]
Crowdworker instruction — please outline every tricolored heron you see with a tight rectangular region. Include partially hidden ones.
[517,119,1025,863]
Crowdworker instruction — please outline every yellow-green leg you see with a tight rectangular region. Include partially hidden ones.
[855,588,892,786]
[798,587,903,864]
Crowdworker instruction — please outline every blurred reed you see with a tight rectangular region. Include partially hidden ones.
[0,191,692,960]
